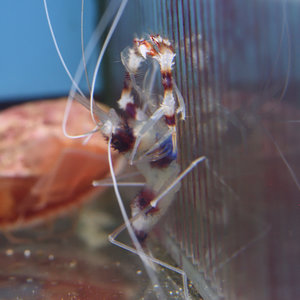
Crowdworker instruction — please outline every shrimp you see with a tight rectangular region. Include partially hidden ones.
[43,0,208,298]
[93,34,207,300]
[88,33,206,299]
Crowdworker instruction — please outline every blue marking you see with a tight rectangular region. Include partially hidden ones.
[159,135,177,161]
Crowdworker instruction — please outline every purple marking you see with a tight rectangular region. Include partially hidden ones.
[134,230,148,243]
[111,123,135,153]
[162,71,173,90]
[125,102,137,119]
[165,115,175,126]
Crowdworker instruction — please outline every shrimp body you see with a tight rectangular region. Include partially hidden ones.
[43,0,196,296]
[89,34,183,242]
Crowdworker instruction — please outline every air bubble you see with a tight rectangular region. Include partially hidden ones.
[5,249,14,256]
[69,260,77,268]
[48,254,55,261]
[24,249,31,258]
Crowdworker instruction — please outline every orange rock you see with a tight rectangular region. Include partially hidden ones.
[0,98,117,230]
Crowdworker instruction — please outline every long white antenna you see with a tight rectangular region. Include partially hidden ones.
[69,0,121,100]
[47,0,120,138]
[80,0,91,92]
[64,0,124,138]
[89,0,128,124]
[43,0,84,97]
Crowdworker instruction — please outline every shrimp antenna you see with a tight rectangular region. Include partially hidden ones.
[61,0,122,139]
[43,0,98,140]
[80,0,91,92]
[69,0,123,101]
[63,0,127,138]
[107,136,166,299]
[89,0,128,124]
[278,0,291,102]
[43,0,84,97]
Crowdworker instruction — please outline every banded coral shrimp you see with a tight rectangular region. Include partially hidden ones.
[42,0,213,298]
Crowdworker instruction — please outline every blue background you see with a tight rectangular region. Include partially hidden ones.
[0,0,99,101]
